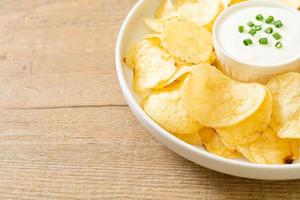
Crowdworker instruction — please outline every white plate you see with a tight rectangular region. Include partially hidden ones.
[115,0,300,180]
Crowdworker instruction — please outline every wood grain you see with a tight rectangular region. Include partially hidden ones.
[0,0,299,199]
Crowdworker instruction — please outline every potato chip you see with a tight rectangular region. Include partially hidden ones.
[144,18,166,33]
[267,73,300,138]
[280,0,300,9]
[199,128,241,158]
[175,0,198,7]
[155,0,177,19]
[143,79,203,135]
[237,128,298,164]
[161,19,213,64]
[216,87,272,145]
[174,131,202,145]
[183,64,266,127]
[175,59,193,67]
[162,66,193,87]
[124,44,137,69]
[133,39,177,93]
[176,0,224,27]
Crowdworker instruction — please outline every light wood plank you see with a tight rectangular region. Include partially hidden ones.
[0,106,299,199]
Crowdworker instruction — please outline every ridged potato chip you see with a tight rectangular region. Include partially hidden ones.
[133,38,177,94]
[183,64,266,127]
[144,18,166,33]
[267,73,300,138]
[124,44,137,69]
[237,128,298,164]
[175,131,202,145]
[175,0,198,7]
[143,78,203,135]
[177,0,224,27]
[216,87,272,145]
[280,0,300,9]
[155,0,177,19]
[161,19,213,64]
[199,128,241,158]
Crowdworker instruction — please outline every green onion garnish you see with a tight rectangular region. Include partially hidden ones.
[247,21,255,27]
[254,25,262,31]
[264,27,273,34]
[274,20,283,28]
[238,25,244,33]
[259,37,268,45]
[256,14,264,21]
[273,32,282,40]
[249,28,257,36]
[275,41,283,49]
[243,38,253,46]
[266,16,274,24]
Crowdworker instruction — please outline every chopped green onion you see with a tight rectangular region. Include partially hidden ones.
[273,32,282,40]
[259,37,268,45]
[274,20,283,28]
[264,27,273,34]
[275,41,283,49]
[243,38,253,46]
[254,25,262,31]
[256,14,264,21]
[249,28,257,36]
[247,21,255,27]
[238,25,244,33]
[266,16,274,24]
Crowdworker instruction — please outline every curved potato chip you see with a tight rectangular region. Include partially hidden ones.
[177,0,223,27]
[216,87,272,145]
[280,0,300,9]
[220,137,238,151]
[267,73,300,138]
[124,44,137,69]
[133,39,177,93]
[183,64,266,127]
[155,0,177,19]
[199,128,241,158]
[162,66,193,87]
[143,79,203,135]
[174,131,202,145]
[175,0,198,7]
[144,18,166,33]
[161,19,213,64]
[237,128,298,164]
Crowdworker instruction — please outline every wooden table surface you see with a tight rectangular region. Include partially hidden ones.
[0,0,300,199]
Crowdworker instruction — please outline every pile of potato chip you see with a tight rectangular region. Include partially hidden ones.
[124,0,300,164]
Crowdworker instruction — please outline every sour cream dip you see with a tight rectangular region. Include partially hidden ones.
[213,0,300,83]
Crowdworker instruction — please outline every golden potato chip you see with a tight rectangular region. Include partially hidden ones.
[237,128,298,164]
[216,87,272,145]
[162,66,193,87]
[144,18,166,33]
[220,137,238,151]
[175,0,198,7]
[143,79,203,135]
[267,73,300,138]
[183,64,266,127]
[133,39,177,93]
[279,0,300,9]
[155,0,177,19]
[124,44,137,69]
[199,128,241,158]
[175,59,193,67]
[176,0,223,27]
[174,131,202,145]
[161,19,213,64]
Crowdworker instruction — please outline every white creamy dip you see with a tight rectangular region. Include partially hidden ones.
[215,3,300,66]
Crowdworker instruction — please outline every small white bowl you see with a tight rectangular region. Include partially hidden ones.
[115,0,300,180]
[213,0,300,83]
